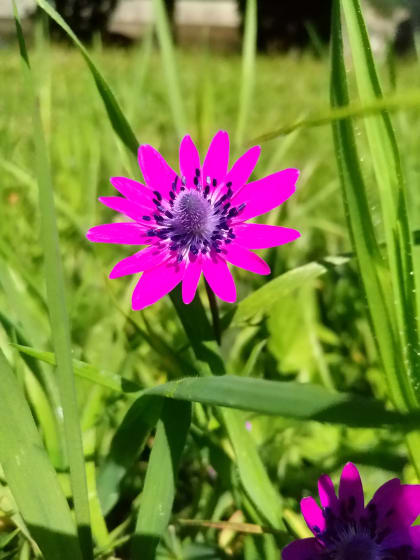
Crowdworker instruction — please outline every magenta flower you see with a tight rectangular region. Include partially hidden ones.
[283,463,420,560]
[87,131,300,310]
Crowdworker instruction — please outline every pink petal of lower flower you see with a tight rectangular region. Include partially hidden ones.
[138,144,177,195]
[233,168,299,221]
[301,496,326,536]
[132,260,185,310]
[224,243,270,275]
[282,538,323,560]
[86,223,148,244]
[224,145,260,194]
[99,196,151,222]
[202,254,236,303]
[182,256,202,304]
[202,131,230,189]
[179,135,201,189]
[109,246,166,279]
[233,223,301,249]
[318,474,339,512]
[338,462,364,519]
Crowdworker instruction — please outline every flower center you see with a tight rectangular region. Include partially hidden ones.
[334,535,380,560]
[173,191,213,236]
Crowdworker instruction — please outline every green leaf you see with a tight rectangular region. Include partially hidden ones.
[231,262,326,325]
[36,0,139,156]
[13,5,92,557]
[0,350,82,560]
[131,399,191,558]
[145,375,417,428]
[97,396,163,515]
[13,344,141,395]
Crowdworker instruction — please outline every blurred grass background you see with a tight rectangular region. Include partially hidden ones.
[2,1,420,557]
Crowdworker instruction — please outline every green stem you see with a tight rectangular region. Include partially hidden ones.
[205,281,221,346]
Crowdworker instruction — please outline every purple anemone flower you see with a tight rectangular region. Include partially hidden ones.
[87,130,300,310]
[283,463,420,560]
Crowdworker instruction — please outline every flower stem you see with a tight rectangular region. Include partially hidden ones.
[205,281,221,345]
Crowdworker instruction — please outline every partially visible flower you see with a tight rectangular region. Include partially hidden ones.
[87,130,300,310]
[283,463,420,560]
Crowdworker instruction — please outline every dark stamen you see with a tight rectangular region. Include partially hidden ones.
[153,190,162,201]
[142,215,151,221]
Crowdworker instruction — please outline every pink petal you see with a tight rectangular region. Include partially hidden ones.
[370,482,420,532]
[282,538,323,560]
[318,474,339,512]
[109,246,166,279]
[132,260,185,310]
[233,223,301,249]
[224,243,270,275]
[182,256,202,304]
[179,135,201,189]
[381,525,420,550]
[99,196,152,223]
[300,496,326,536]
[224,145,260,193]
[202,254,236,303]
[232,168,299,221]
[110,177,153,207]
[138,144,177,195]
[202,131,230,189]
[86,223,148,245]
[338,463,364,519]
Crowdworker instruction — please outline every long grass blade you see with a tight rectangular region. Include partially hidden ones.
[235,0,257,148]
[0,350,82,560]
[36,0,139,155]
[13,5,92,557]
[131,399,191,558]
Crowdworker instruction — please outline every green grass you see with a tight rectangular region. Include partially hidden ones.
[2,1,420,557]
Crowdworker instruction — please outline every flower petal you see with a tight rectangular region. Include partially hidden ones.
[381,525,420,552]
[110,177,153,207]
[202,254,236,303]
[224,243,270,275]
[370,481,420,532]
[109,246,166,279]
[318,474,339,512]
[138,144,177,195]
[182,256,202,304]
[99,196,151,222]
[223,145,261,194]
[233,168,299,221]
[301,496,326,536]
[282,538,323,560]
[338,462,364,519]
[233,223,301,249]
[179,135,201,189]
[132,260,185,310]
[202,131,230,189]
[86,223,148,245]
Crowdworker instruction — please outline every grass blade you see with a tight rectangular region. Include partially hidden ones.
[330,0,414,412]
[0,350,82,559]
[13,5,92,557]
[341,0,420,402]
[145,375,417,428]
[36,0,139,156]
[131,399,191,558]
[152,0,187,138]
[235,0,257,149]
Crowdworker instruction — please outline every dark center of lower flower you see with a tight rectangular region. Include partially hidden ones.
[334,535,379,560]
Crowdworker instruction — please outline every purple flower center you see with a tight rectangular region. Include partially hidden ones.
[144,172,246,261]
[334,534,379,560]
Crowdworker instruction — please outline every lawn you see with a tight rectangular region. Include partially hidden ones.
[2,2,420,558]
